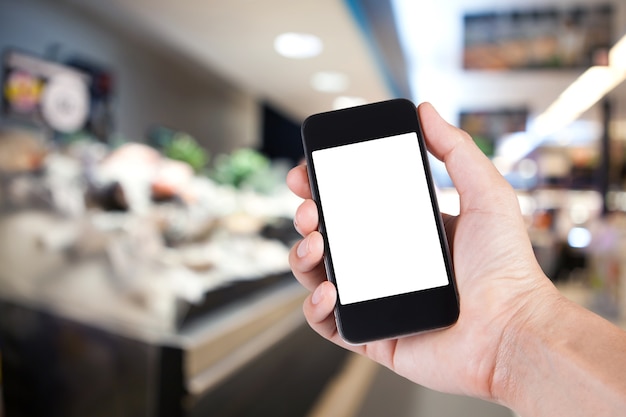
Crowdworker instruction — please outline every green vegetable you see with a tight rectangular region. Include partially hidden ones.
[163,133,208,173]
[211,148,270,189]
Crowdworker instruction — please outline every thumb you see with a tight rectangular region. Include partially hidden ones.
[417,102,514,210]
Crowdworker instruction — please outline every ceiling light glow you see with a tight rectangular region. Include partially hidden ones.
[609,33,626,69]
[333,96,367,110]
[568,227,592,249]
[311,71,349,93]
[531,66,626,139]
[274,32,323,59]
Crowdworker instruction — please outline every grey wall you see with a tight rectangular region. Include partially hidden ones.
[0,0,260,155]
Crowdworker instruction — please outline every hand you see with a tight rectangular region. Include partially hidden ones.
[287,102,560,401]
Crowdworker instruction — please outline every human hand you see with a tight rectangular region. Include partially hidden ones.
[287,102,561,402]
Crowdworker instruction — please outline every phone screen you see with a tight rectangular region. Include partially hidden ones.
[312,132,449,305]
[302,98,458,343]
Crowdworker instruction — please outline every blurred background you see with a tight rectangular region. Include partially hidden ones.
[0,0,625,416]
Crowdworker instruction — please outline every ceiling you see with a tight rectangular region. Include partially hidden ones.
[63,0,625,128]
[64,0,395,122]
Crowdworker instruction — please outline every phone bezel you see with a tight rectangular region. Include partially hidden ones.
[301,98,459,344]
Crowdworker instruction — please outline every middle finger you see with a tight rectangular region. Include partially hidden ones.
[294,199,319,236]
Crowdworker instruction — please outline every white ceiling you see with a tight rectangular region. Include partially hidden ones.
[65,0,625,127]
[393,0,626,124]
[66,0,392,122]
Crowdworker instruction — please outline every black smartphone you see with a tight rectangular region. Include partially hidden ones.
[301,98,459,344]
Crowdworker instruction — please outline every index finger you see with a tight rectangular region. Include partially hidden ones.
[286,163,312,199]
[417,102,510,201]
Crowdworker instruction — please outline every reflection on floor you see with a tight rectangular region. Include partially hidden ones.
[310,352,514,417]
[357,365,514,417]
[189,324,349,417]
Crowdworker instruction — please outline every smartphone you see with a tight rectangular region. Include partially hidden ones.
[301,98,459,344]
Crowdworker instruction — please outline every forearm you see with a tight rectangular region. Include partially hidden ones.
[494,291,626,416]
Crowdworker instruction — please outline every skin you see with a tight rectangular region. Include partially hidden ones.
[287,102,626,416]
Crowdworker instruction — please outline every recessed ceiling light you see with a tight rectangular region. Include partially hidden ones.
[311,71,350,93]
[274,32,323,59]
[333,96,367,110]
[609,33,626,69]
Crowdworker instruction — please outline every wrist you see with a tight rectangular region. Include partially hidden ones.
[489,278,566,409]
[491,280,626,416]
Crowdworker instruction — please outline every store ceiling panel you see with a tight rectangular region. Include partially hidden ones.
[63,0,624,127]
[64,0,394,121]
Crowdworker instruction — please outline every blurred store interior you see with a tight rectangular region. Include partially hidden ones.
[0,0,625,415]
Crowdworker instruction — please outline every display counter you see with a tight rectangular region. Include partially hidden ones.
[0,143,350,416]
[0,272,350,417]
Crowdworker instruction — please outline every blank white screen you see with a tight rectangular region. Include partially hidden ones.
[312,132,449,305]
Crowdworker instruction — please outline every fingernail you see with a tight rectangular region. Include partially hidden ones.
[311,285,323,305]
[297,237,309,258]
[293,218,302,235]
